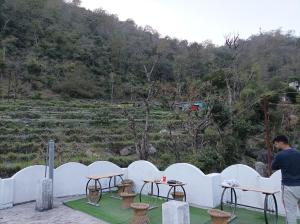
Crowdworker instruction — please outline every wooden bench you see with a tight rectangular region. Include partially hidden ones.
[85,172,124,205]
[139,179,187,203]
[220,184,280,224]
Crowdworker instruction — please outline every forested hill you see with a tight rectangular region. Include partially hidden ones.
[0,0,300,100]
[0,0,300,177]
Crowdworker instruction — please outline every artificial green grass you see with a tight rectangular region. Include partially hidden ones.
[64,193,292,224]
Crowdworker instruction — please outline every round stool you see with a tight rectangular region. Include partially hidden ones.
[88,186,100,203]
[117,183,131,195]
[207,209,231,224]
[122,179,134,193]
[130,203,150,224]
[120,192,137,209]
[122,179,134,185]
[171,191,185,201]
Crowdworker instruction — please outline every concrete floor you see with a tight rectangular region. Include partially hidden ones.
[0,196,108,224]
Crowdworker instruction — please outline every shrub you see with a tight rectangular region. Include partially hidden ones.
[108,156,135,168]
[10,112,41,119]
[0,164,22,178]
[189,149,225,173]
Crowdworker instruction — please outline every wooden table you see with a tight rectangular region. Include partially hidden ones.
[85,172,124,205]
[139,179,187,203]
[220,184,280,224]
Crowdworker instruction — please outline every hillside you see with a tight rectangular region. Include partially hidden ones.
[0,99,180,177]
[1,0,300,99]
[0,0,299,178]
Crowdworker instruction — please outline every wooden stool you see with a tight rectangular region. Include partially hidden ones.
[120,192,137,209]
[88,186,100,203]
[171,191,185,201]
[117,183,131,195]
[130,203,150,224]
[122,179,134,185]
[207,209,231,224]
[122,179,134,193]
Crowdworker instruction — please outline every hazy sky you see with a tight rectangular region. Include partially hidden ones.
[80,0,300,45]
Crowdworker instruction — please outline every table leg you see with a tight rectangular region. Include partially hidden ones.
[155,183,160,197]
[151,183,154,195]
[220,187,237,216]
[118,175,124,182]
[96,179,102,204]
[108,177,113,192]
[263,193,278,224]
[167,186,175,201]
[85,179,91,198]
[173,186,176,199]
[139,182,147,202]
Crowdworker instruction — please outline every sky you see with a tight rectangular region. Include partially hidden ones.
[80,0,300,46]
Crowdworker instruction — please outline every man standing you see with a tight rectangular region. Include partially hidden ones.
[272,135,300,224]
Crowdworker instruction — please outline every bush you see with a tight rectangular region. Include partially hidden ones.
[92,109,111,126]
[286,87,298,103]
[78,158,93,166]
[108,156,135,167]
[156,153,174,170]
[0,164,22,178]
[10,112,41,119]
[189,149,225,173]
[53,75,99,99]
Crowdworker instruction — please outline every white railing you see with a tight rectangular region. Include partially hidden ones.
[0,161,287,215]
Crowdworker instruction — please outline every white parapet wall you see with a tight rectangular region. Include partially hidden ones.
[0,160,294,216]
[54,162,88,197]
[0,178,14,209]
[127,161,222,208]
[220,164,289,216]
[0,161,124,206]
[12,165,46,204]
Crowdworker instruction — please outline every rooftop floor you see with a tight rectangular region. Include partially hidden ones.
[0,193,295,224]
[0,196,108,224]
[65,193,288,224]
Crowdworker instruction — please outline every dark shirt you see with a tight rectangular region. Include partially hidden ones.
[272,148,300,186]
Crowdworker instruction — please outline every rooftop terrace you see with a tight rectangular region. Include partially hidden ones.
[0,160,299,223]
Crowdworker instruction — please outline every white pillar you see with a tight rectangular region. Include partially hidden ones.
[162,200,190,224]
[35,178,53,211]
[0,178,14,209]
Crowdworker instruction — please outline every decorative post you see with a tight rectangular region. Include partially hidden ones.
[49,140,55,181]
[36,140,54,211]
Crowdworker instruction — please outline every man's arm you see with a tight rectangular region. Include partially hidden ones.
[271,154,281,170]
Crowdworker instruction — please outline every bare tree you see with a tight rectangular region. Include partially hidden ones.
[109,72,115,104]
[124,57,158,160]
[71,0,81,6]
[225,34,239,50]
[224,33,242,123]
[165,121,184,162]
[184,107,212,153]
[183,81,216,153]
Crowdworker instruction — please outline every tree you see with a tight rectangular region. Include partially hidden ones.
[224,34,240,123]
[109,72,115,103]
[124,56,159,160]
[183,81,216,152]
[72,0,81,6]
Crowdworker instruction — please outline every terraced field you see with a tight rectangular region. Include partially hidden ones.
[0,99,183,178]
